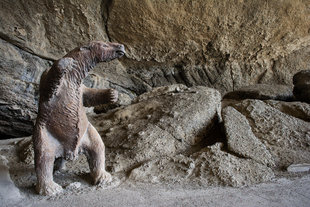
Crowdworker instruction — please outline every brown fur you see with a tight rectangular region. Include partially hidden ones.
[33,41,125,195]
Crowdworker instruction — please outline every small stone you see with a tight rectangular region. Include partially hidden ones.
[65,182,81,190]
[287,164,310,173]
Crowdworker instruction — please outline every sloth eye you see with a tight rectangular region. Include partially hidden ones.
[102,44,108,48]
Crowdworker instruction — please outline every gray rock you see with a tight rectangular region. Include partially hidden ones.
[1,0,310,141]
[90,85,221,172]
[223,84,293,101]
[232,99,310,168]
[222,106,275,167]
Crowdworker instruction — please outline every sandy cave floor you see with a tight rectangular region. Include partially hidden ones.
[1,138,310,207]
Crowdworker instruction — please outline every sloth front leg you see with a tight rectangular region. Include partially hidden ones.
[33,125,63,196]
[81,123,112,185]
[82,85,118,107]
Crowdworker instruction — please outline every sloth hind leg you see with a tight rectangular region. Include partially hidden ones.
[81,123,112,185]
[33,125,63,195]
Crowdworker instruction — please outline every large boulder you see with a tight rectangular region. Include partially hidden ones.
[224,99,310,168]
[90,85,221,172]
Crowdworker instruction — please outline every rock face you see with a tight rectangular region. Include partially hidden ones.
[90,85,221,172]
[0,39,51,138]
[293,70,310,103]
[0,0,109,60]
[2,0,310,191]
[108,0,310,93]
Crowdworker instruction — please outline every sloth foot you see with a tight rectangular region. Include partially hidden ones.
[107,89,118,103]
[36,181,63,196]
[93,171,112,185]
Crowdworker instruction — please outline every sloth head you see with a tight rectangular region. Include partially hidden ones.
[85,41,126,62]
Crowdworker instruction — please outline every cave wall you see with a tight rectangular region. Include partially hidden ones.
[1,0,310,138]
[108,0,310,92]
